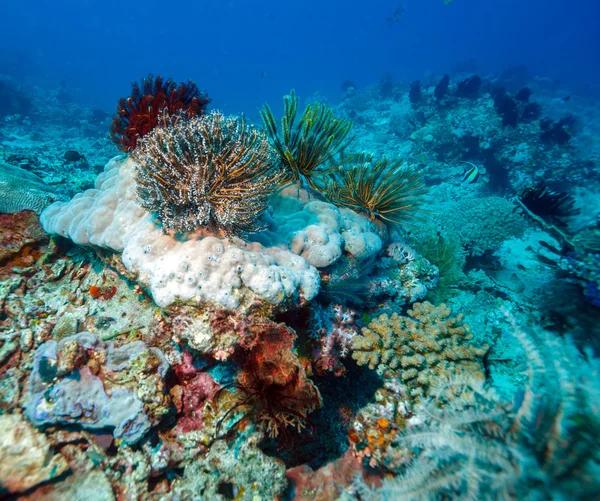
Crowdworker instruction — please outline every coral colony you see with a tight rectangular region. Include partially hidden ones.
[0,68,599,501]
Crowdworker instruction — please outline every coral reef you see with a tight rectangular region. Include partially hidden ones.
[2,65,599,500]
[26,332,170,444]
[351,302,487,399]
[110,74,210,152]
[132,111,282,235]
[219,317,322,437]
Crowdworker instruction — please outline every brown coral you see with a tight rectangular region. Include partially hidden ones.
[351,302,487,399]
[217,318,323,438]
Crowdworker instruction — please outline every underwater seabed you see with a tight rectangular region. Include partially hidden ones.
[0,71,599,501]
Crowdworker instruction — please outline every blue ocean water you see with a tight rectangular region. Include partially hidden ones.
[1,1,600,500]
[1,0,598,115]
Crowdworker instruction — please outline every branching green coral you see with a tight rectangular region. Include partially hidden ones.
[260,90,353,189]
[350,302,487,399]
[318,153,427,226]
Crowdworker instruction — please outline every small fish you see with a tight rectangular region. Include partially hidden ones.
[460,161,480,183]
[563,95,571,102]
[386,4,405,26]
[259,71,266,78]
[64,150,85,162]
[538,240,561,255]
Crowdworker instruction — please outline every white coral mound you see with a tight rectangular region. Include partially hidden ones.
[41,156,383,309]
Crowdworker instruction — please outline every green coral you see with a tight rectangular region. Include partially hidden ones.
[260,89,353,189]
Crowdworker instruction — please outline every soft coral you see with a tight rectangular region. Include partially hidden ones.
[218,317,323,438]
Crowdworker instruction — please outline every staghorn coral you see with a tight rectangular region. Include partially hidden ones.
[110,74,210,151]
[319,153,427,227]
[261,89,353,189]
[132,111,282,235]
[351,302,486,399]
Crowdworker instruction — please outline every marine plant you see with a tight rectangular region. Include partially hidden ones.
[351,302,487,400]
[260,89,353,189]
[318,153,427,227]
[131,111,282,235]
[215,317,322,438]
[110,74,210,152]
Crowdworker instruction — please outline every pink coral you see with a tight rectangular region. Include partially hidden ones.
[286,449,381,501]
[309,304,359,376]
[171,351,220,433]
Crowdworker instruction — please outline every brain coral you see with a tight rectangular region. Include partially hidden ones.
[0,162,66,214]
[351,301,487,399]
[438,196,527,256]
[41,156,384,309]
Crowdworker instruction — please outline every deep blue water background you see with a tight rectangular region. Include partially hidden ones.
[1,0,598,118]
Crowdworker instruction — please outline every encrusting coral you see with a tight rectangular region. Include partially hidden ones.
[110,74,210,152]
[351,302,487,399]
[132,111,283,235]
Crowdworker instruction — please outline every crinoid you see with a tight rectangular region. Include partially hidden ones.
[318,153,427,226]
[260,89,353,189]
[214,318,322,439]
[131,111,282,235]
[110,74,210,151]
[516,182,580,227]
